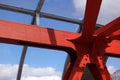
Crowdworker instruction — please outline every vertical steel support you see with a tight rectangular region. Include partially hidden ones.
[62,22,83,79]
[16,14,39,80]
[16,0,45,80]
[17,46,28,80]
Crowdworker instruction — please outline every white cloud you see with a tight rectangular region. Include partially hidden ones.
[73,0,120,24]
[73,0,86,19]
[0,64,61,80]
[107,66,117,74]
[21,76,61,80]
[0,64,117,80]
[0,64,18,80]
[97,0,120,24]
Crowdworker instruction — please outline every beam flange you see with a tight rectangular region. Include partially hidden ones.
[95,17,120,36]
[105,40,120,57]
[0,20,79,50]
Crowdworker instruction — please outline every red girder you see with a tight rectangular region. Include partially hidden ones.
[95,17,120,36]
[0,20,78,49]
[64,16,120,80]
[0,17,120,80]
[82,0,102,35]
[0,0,120,79]
[106,40,120,57]
[109,29,120,39]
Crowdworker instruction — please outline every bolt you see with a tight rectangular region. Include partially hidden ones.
[99,57,102,60]
[83,63,86,67]
[85,58,88,61]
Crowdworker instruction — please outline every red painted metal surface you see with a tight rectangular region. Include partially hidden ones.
[0,0,120,79]
[109,30,120,39]
[95,17,120,36]
[82,0,102,35]
[105,40,120,57]
[0,20,79,61]
[0,20,78,49]
[0,17,120,80]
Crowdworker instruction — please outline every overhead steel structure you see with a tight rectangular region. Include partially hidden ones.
[0,0,120,80]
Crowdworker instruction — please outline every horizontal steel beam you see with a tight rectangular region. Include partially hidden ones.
[0,3,103,27]
[0,4,81,24]
[0,20,80,61]
[40,12,82,24]
[0,3,34,15]
[0,20,120,57]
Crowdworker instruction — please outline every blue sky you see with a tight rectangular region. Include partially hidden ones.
[0,0,120,80]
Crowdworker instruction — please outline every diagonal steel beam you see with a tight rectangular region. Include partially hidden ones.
[105,40,120,57]
[36,0,45,13]
[0,1,118,79]
[17,46,27,80]
[82,0,102,35]
[95,17,120,36]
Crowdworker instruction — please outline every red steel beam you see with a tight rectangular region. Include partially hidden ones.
[0,20,79,49]
[94,17,120,57]
[89,39,112,80]
[105,40,120,57]
[109,30,120,39]
[88,57,112,80]
[0,20,120,58]
[1,20,119,57]
[95,17,120,36]
[0,20,120,80]
[0,20,81,62]
[82,0,102,35]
